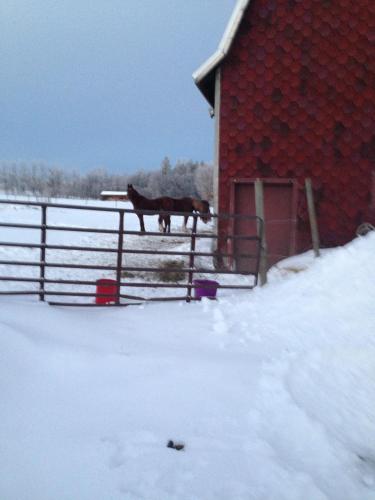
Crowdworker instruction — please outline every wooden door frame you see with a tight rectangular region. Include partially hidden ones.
[229,177,299,257]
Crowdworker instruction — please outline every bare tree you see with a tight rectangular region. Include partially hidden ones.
[0,158,213,201]
[194,163,213,201]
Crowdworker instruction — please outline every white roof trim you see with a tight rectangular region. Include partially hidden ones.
[192,0,251,84]
[100,191,128,196]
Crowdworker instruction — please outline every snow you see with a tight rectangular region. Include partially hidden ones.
[0,195,375,500]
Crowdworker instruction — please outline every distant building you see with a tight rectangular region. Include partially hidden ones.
[100,191,128,201]
[193,0,375,269]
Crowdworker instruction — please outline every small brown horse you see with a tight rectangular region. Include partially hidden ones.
[127,184,173,232]
[127,184,211,233]
[158,197,211,232]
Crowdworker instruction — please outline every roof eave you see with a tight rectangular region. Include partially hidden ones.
[192,0,251,107]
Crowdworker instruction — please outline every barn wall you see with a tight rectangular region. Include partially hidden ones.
[218,0,375,250]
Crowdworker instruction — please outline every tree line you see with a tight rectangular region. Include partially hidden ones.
[0,158,213,201]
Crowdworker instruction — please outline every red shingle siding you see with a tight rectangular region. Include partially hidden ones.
[219,0,375,249]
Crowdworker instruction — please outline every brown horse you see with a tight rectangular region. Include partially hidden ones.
[127,184,173,232]
[127,184,211,233]
[158,197,211,232]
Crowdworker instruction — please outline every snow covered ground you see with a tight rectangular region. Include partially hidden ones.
[0,195,255,302]
[0,195,375,500]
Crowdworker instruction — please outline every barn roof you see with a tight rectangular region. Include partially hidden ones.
[192,0,250,107]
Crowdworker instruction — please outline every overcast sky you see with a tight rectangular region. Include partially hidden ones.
[0,0,236,173]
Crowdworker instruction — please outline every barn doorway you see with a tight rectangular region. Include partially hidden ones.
[231,178,298,272]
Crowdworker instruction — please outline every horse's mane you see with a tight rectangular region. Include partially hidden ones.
[128,184,174,211]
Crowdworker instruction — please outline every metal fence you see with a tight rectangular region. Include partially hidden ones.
[0,199,262,306]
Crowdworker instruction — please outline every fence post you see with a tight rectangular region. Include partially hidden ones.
[305,178,320,257]
[186,214,198,302]
[116,210,124,304]
[39,205,47,301]
[254,179,268,286]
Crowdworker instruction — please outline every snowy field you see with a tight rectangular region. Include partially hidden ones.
[0,195,375,500]
[0,195,255,302]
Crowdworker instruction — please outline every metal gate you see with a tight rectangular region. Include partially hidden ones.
[0,199,262,306]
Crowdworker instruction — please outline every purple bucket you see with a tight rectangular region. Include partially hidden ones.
[193,279,219,299]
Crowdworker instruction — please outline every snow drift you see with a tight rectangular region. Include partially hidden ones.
[0,228,374,500]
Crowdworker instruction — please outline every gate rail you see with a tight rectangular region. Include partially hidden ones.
[0,199,263,306]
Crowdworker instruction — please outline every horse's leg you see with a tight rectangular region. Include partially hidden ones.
[166,215,171,233]
[182,215,189,232]
[158,215,164,233]
[137,213,145,232]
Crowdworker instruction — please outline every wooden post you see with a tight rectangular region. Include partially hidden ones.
[305,178,320,257]
[254,179,268,286]
[186,214,198,302]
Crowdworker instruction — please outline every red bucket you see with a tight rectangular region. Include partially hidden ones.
[193,279,219,300]
[95,279,118,304]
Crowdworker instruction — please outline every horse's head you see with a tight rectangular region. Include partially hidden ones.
[193,199,212,223]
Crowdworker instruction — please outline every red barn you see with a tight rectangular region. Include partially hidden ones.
[194,0,375,267]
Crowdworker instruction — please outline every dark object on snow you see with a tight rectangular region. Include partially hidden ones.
[167,440,185,451]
